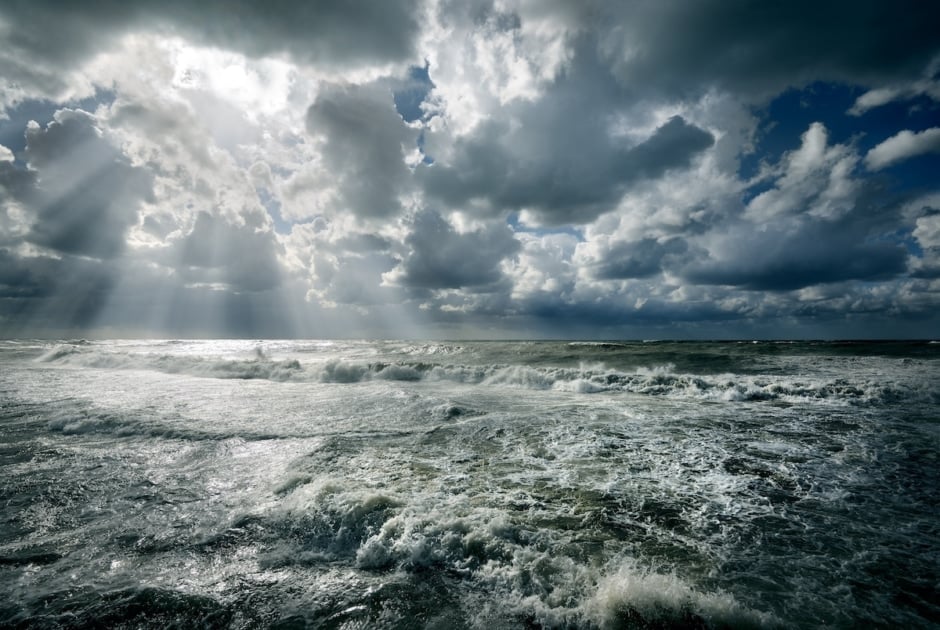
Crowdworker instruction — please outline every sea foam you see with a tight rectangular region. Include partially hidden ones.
[34,342,932,406]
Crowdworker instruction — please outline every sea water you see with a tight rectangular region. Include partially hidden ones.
[0,339,937,628]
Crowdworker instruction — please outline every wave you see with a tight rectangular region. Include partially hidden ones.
[428,362,928,405]
[36,343,933,406]
[586,560,775,629]
[43,406,281,441]
[398,343,465,355]
[38,344,304,382]
[238,479,778,628]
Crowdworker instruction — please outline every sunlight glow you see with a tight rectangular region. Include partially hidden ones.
[165,38,297,121]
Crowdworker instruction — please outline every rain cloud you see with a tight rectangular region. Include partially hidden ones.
[1,0,939,338]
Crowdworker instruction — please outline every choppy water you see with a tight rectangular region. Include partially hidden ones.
[0,339,938,628]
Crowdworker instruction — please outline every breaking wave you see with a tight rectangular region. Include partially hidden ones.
[36,342,933,406]
[38,343,304,382]
[223,477,778,628]
[5,339,938,627]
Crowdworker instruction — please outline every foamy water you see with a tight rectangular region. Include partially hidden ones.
[1,340,938,627]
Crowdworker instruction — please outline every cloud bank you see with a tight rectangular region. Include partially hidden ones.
[1,0,939,338]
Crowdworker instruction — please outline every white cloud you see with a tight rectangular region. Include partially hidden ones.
[848,79,940,115]
[507,231,579,299]
[746,123,860,221]
[865,127,940,170]
[419,0,576,136]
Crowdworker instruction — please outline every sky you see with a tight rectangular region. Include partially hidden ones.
[1,1,939,339]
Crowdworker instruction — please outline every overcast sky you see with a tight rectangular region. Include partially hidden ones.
[1,0,939,339]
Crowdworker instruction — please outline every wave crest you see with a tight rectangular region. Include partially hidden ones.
[34,343,930,405]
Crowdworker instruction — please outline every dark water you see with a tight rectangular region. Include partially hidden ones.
[0,339,938,628]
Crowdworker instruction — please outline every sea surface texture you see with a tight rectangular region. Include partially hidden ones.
[0,339,938,628]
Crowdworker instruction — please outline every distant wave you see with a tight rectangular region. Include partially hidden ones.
[567,342,630,349]
[35,343,935,406]
[399,343,465,355]
[38,343,304,382]
[41,401,287,442]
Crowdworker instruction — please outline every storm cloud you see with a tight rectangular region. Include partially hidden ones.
[304,81,419,219]
[1,0,939,338]
[0,1,421,107]
[5,109,153,259]
[387,210,520,291]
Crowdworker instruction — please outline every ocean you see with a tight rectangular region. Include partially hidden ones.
[0,339,937,628]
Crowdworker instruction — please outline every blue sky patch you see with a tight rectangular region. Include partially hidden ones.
[393,64,433,123]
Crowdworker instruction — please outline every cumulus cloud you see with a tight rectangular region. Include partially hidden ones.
[746,122,860,221]
[1,0,939,337]
[595,0,940,98]
[385,210,520,290]
[172,211,283,292]
[419,107,714,225]
[910,206,940,278]
[0,248,117,329]
[283,221,402,308]
[683,218,908,291]
[0,1,423,107]
[865,127,940,170]
[302,81,419,219]
[5,109,154,259]
[507,232,579,301]
[680,122,910,291]
[848,79,940,115]
[586,237,688,280]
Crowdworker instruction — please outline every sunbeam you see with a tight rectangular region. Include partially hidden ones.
[1,3,940,627]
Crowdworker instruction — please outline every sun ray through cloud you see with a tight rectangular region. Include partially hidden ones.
[2,4,940,629]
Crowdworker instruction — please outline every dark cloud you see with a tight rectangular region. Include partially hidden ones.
[2,109,154,259]
[618,117,715,180]
[315,251,400,306]
[683,218,908,291]
[514,292,750,336]
[0,248,116,330]
[419,108,713,225]
[590,237,688,280]
[0,3,130,102]
[305,82,418,218]
[174,211,283,292]
[0,248,53,298]
[164,1,421,68]
[2,0,939,337]
[389,210,520,290]
[0,1,421,100]
[596,0,940,99]
[0,156,37,208]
